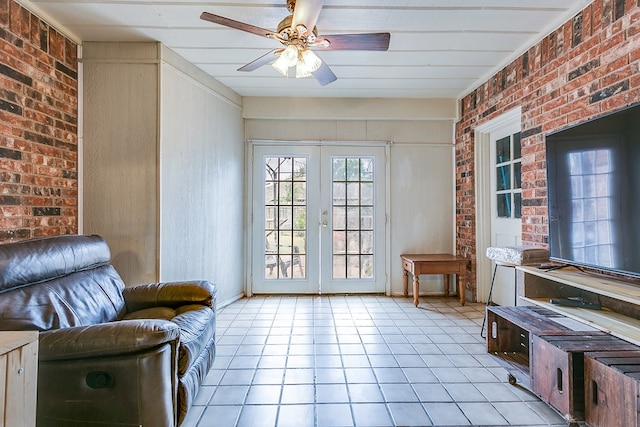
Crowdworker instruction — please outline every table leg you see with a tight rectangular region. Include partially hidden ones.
[413,274,420,307]
[458,272,466,306]
[444,274,450,297]
[403,269,408,297]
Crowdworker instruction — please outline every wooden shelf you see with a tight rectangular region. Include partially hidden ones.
[517,266,640,305]
[522,296,640,347]
[518,265,640,347]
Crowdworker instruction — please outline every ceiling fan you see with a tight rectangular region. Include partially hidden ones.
[200,0,390,86]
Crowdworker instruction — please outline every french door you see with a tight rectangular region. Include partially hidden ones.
[251,143,387,294]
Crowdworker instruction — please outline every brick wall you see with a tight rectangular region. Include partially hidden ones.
[0,0,78,242]
[456,0,640,296]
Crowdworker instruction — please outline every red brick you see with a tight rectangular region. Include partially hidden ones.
[456,1,640,297]
[64,38,77,66]
[592,0,605,34]
[566,103,601,125]
[48,28,64,61]
[629,72,640,92]
[602,64,634,88]
[0,3,78,243]
[0,0,8,27]
[9,1,28,39]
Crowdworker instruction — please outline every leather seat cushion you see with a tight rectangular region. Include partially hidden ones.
[123,304,215,375]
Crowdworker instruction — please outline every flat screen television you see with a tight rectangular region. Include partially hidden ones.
[545,103,640,278]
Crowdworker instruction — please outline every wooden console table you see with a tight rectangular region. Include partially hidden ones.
[401,254,469,306]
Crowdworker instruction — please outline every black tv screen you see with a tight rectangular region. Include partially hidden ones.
[545,103,640,277]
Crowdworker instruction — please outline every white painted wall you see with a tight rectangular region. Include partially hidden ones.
[83,43,246,307]
[159,52,245,307]
[244,97,458,298]
[83,43,161,286]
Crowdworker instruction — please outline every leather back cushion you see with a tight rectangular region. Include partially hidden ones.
[0,235,127,330]
[0,234,111,291]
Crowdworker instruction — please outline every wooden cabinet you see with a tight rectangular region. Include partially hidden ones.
[1,331,38,427]
[530,333,636,422]
[488,266,640,427]
[584,350,640,427]
[486,305,594,389]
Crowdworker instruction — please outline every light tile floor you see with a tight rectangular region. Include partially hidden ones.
[182,296,567,427]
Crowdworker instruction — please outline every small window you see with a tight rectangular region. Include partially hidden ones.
[496,132,522,218]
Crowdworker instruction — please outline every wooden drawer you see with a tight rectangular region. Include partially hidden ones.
[401,258,413,273]
[487,305,581,354]
[531,334,637,422]
[584,351,640,427]
[486,306,581,389]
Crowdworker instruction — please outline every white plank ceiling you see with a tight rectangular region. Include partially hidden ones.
[27,0,592,98]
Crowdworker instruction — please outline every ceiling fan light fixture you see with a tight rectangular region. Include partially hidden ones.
[272,44,299,76]
[295,63,312,78]
[295,49,321,78]
[272,61,287,77]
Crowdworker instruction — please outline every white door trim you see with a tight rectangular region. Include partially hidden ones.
[473,107,521,302]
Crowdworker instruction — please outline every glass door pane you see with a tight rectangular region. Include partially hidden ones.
[495,132,522,219]
[252,145,319,294]
[264,156,307,279]
[331,157,375,279]
[321,146,386,294]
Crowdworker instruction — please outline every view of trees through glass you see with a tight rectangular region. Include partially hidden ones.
[264,157,307,279]
[263,155,376,281]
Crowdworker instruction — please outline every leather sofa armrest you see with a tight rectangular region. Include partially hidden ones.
[38,319,180,361]
[122,280,216,312]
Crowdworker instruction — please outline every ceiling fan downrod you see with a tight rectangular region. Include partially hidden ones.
[286,0,296,14]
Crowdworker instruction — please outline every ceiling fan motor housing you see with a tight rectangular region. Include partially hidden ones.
[277,14,317,44]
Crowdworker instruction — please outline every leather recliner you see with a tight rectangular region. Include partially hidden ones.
[0,234,216,426]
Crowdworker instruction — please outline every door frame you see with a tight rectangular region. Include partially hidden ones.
[245,139,391,297]
[473,107,521,303]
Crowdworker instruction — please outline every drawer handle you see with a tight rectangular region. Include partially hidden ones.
[17,367,24,375]
[556,368,563,392]
[592,380,598,405]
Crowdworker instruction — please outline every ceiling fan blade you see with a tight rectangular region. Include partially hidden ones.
[316,33,390,51]
[291,0,324,33]
[200,12,274,38]
[312,61,337,86]
[237,50,278,72]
